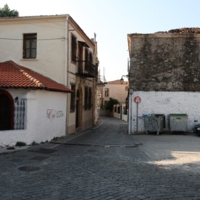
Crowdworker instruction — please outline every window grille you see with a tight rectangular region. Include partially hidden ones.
[14,99,26,130]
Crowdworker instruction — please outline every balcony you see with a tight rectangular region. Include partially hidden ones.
[76,60,97,78]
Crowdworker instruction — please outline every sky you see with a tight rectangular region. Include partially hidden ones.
[1,0,200,81]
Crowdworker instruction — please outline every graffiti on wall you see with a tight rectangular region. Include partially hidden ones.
[46,109,64,121]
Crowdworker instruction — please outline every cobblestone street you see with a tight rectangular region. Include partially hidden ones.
[1,116,200,200]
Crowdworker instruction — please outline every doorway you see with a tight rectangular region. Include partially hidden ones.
[0,90,14,130]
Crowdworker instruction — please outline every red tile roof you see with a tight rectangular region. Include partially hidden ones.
[0,61,73,93]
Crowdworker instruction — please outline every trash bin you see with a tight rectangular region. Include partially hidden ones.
[168,114,188,134]
[143,114,165,135]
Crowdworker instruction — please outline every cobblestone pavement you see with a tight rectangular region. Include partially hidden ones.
[1,116,200,199]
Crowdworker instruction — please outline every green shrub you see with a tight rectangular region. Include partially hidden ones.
[104,98,119,111]
[31,141,38,146]
[15,141,26,147]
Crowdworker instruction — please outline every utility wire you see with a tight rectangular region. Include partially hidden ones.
[0,37,65,41]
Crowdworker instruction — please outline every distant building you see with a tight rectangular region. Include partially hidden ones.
[101,80,129,107]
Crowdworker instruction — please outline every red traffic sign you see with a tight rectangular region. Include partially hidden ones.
[134,96,141,104]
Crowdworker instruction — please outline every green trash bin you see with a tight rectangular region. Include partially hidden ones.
[168,114,188,134]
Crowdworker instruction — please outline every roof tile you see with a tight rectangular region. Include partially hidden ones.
[0,61,73,93]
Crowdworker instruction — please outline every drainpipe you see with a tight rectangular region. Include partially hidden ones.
[66,15,70,87]
[65,15,70,135]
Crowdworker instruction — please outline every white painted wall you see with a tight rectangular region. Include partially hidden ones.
[129,91,200,133]
[0,89,67,147]
[0,16,67,85]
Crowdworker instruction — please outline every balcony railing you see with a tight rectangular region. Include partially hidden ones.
[76,60,97,78]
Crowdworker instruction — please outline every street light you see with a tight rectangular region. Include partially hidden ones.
[120,75,129,84]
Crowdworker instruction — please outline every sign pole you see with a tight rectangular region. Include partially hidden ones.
[136,103,138,133]
[134,96,141,133]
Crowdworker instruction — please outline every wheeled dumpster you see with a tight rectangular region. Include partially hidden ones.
[143,114,165,135]
[168,114,188,134]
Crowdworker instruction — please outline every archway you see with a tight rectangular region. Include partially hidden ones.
[0,90,14,130]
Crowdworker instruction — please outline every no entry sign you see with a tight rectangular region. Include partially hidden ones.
[134,96,141,104]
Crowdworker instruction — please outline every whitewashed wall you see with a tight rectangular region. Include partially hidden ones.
[129,91,200,133]
[0,89,67,147]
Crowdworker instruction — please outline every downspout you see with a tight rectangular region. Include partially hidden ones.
[66,15,70,87]
[65,15,70,135]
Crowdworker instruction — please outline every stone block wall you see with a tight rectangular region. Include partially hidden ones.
[128,30,200,91]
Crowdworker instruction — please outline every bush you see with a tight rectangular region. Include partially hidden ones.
[15,141,26,147]
[104,98,119,111]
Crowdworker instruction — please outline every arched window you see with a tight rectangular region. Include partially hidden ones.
[0,90,14,130]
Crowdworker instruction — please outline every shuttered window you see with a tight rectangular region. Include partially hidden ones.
[71,34,77,62]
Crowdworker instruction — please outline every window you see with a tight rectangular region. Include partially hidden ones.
[88,87,92,109]
[84,87,92,110]
[85,48,89,71]
[71,34,77,63]
[23,34,37,59]
[70,84,76,112]
[118,106,120,114]
[89,52,93,64]
[84,86,88,110]
[105,88,109,97]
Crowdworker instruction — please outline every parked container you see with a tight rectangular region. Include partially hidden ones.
[143,114,164,135]
[168,114,188,134]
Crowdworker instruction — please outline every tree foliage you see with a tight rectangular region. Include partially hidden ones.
[104,98,119,111]
[0,4,19,17]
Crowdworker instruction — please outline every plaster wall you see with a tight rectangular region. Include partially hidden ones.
[128,33,200,91]
[0,89,67,147]
[67,23,96,134]
[130,91,200,133]
[0,17,67,84]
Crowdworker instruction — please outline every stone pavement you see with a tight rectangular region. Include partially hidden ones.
[0,116,200,200]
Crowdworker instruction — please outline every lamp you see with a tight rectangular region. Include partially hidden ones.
[120,75,129,84]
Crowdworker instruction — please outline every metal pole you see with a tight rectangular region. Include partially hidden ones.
[128,94,132,134]
[136,103,138,133]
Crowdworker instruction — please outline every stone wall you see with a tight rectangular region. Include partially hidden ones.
[128,30,200,91]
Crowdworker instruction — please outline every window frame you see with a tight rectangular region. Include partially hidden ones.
[88,87,92,109]
[84,86,88,110]
[23,33,37,59]
[105,88,109,97]
[85,48,89,71]
[89,52,93,64]
[71,34,77,63]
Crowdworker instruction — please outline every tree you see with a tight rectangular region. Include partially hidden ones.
[0,4,19,17]
[104,98,119,111]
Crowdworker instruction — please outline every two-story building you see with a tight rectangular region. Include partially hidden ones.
[0,14,99,146]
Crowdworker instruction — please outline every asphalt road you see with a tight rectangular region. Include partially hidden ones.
[0,116,200,200]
